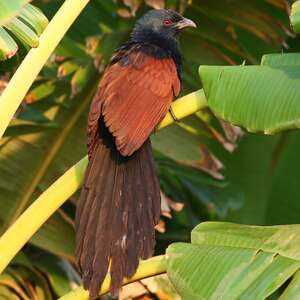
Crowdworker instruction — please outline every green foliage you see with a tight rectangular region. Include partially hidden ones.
[206,129,300,229]
[0,251,79,300]
[0,4,48,60]
[0,27,18,60]
[0,1,32,26]
[200,53,300,134]
[291,0,300,33]
[167,222,300,299]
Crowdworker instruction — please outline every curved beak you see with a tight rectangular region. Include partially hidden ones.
[176,17,197,30]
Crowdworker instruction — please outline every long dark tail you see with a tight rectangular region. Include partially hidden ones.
[75,121,161,299]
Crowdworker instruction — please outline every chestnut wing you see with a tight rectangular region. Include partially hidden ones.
[88,51,181,157]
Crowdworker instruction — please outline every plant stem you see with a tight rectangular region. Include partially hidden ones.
[59,255,167,300]
[0,89,207,273]
[0,0,90,140]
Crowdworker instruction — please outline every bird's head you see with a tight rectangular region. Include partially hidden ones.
[131,9,196,43]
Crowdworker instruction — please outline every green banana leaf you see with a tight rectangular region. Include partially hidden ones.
[0,4,48,60]
[200,53,300,134]
[0,1,31,26]
[0,27,18,60]
[291,0,300,33]
[167,222,300,300]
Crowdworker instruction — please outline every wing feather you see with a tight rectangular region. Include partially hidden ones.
[88,50,181,157]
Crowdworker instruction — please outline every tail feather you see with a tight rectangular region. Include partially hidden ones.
[75,121,161,299]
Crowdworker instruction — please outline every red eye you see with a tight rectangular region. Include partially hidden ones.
[163,19,173,26]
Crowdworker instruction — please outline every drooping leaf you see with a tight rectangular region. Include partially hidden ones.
[8,264,53,300]
[30,212,76,261]
[0,285,20,300]
[29,252,80,296]
[6,250,79,299]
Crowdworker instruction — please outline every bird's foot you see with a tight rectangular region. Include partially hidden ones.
[169,106,179,122]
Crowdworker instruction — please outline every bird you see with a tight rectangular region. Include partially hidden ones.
[75,9,196,299]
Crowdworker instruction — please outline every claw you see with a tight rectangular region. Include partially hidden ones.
[169,106,179,122]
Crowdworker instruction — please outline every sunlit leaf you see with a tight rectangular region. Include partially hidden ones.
[0,27,18,60]
[0,4,48,60]
[200,53,300,134]
[291,0,300,33]
[0,1,32,26]
[167,222,300,299]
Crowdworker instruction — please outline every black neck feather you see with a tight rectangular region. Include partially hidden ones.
[122,28,182,80]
